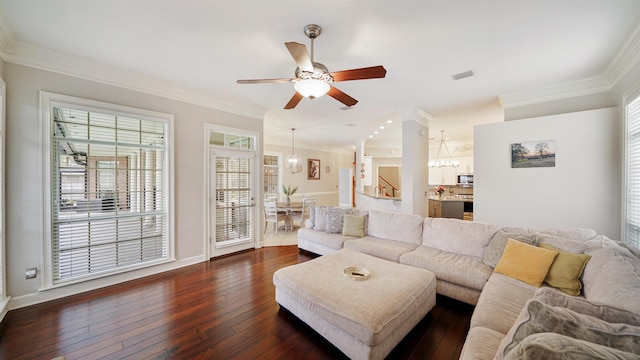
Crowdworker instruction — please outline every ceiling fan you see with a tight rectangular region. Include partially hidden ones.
[237,24,387,110]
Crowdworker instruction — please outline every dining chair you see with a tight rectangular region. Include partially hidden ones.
[264,201,287,234]
[264,193,278,203]
[291,198,316,229]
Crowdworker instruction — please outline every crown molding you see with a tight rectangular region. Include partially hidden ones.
[606,22,640,86]
[0,39,266,120]
[398,107,433,127]
[0,11,14,53]
[499,22,640,109]
[498,74,612,109]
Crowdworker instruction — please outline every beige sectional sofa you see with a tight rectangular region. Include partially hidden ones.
[297,207,640,359]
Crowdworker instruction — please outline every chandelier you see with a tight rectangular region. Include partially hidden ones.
[429,130,459,168]
[285,128,303,174]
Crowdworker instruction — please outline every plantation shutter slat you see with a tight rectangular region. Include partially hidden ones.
[51,106,169,284]
[626,95,640,249]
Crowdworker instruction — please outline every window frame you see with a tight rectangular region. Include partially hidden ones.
[40,91,175,289]
[0,77,7,318]
[263,151,283,201]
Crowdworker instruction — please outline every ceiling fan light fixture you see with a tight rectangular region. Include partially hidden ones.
[294,79,330,99]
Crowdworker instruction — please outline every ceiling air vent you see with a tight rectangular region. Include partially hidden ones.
[452,70,474,80]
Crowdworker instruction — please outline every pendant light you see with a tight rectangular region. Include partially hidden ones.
[285,128,303,174]
[429,130,460,168]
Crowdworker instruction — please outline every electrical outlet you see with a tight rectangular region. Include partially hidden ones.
[25,267,37,279]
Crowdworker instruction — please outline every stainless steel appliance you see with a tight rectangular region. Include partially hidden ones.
[457,174,474,186]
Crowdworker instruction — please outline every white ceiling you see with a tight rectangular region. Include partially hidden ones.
[1,1,639,151]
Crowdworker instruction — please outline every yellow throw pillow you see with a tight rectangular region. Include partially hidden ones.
[540,243,591,296]
[495,238,559,287]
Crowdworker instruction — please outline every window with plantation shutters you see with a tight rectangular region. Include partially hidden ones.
[43,93,173,286]
[625,93,640,249]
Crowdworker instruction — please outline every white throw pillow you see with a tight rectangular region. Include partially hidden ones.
[313,206,330,231]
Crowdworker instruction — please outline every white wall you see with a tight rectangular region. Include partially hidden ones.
[474,107,620,238]
[4,63,262,304]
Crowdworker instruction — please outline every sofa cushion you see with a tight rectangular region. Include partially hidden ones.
[422,218,500,258]
[366,210,423,244]
[342,214,366,237]
[459,327,504,360]
[494,239,558,287]
[498,299,640,358]
[581,236,636,298]
[539,227,597,241]
[298,228,356,252]
[325,207,351,234]
[537,233,589,253]
[343,237,419,262]
[540,243,591,296]
[534,287,640,326]
[399,246,492,291]
[503,332,639,360]
[587,253,640,314]
[470,273,537,335]
[482,230,538,268]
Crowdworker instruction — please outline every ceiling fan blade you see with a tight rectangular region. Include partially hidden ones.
[330,65,387,82]
[284,92,304,110]
[236,78,294,84]
[285,42,314,72]
[327,86,358,107]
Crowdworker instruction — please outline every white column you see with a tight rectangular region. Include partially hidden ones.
[354,140,366,193]
[400,107,432,217]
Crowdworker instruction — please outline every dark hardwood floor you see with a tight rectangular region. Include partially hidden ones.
[0,246,474,360]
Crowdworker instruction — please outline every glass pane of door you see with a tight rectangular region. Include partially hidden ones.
[210,149,255,256]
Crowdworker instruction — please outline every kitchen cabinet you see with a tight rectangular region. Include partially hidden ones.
[457,156,473,175]
[428,167,457,185]
[429,199,441,218]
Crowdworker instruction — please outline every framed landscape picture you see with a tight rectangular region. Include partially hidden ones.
[308,159,320,180]
[511,140,556,168]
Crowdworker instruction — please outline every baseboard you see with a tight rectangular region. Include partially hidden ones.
[7,255,205,310]
[0,296,10,323]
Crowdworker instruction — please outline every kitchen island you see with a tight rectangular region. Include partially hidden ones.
[355,191,403,213]
[428,195,473,220]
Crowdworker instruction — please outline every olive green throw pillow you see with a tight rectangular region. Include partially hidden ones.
[342,214,366,237]
[540,243,591,296]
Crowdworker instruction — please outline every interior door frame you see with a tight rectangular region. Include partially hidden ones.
[203,124,261,259]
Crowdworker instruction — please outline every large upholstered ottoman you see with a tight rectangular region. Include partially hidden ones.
[273,248,436,360]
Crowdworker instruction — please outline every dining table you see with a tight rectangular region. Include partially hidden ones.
[275,201,303,231]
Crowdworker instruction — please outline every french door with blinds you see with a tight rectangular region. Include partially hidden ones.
[207,128,258,258]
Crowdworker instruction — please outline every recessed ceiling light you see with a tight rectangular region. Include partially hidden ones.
[379,126,384,129]
[386,120,392,124]
[374,131,379,134]
[369,135,374,138]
